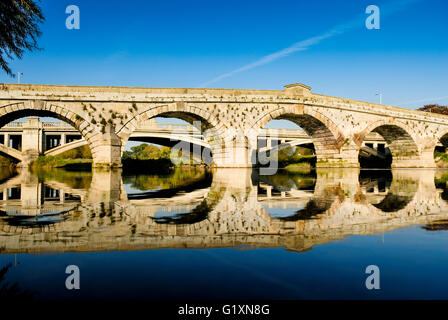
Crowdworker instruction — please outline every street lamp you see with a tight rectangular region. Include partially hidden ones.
[375,92,382,104]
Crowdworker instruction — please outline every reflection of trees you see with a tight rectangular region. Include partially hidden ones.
[421,220,448,231]
[373,194,414,212]
[0,264,35,301]
[32,168,92,190]
[123,168,209,192]
[257,169,316,190]
[2,211,70,227]
[435,174,448,201]
[0,167,17,184]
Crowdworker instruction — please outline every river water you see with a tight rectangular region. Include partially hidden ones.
[0,167,448,300]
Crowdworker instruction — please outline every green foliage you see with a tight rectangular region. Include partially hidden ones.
[58,145,92,159]
[122,167,208,191]
[418,104,448,115]
[0,0,44,76]
[276,145,316,168]
[31,156,92,169]
[32,167,92,188]
[123,143,171,160]
[0,154,13,167]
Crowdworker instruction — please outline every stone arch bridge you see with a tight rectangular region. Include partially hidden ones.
[1,83,447,168]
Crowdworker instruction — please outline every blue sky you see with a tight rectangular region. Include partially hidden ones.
[1,0,447,125]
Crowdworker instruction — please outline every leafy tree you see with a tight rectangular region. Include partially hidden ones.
[124,143,169,160]
[418,104,448,115]
[160,146,171,159]
[0,0,44,76]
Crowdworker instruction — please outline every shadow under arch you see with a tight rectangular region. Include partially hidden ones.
[355,120,420,168]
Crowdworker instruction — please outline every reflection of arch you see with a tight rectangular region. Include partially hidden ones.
[359,170,418,212]
[436,129,448,152]
[254,169,344,221]
[127,173,212,200]
[126,171,217,225]
[355,120,419,167]
[274,186,343,221]
[252,105,345,160]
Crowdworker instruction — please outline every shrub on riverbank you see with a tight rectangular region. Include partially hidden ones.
[434,151,448,168]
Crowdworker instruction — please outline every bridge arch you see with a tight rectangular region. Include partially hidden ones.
[355,119,420,168]
[0,101,98,165]
[251,104,346,166]
[434,129,448,157]
[116,103,225,164]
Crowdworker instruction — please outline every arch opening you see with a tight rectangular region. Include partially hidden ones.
[122,114,215,172]
[0,110,92,168]
[257,113,342,169]
[357,124,419,168]
[434,132,448,168]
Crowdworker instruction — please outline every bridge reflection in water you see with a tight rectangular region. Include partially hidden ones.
[1,167,448,254]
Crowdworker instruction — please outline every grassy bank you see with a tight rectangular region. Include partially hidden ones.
[29,145,92,170]
[122,158,207,174]
[31,156,92,170]
[435,151,448,168]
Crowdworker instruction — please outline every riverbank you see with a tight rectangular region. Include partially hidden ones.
[31,156,93,170]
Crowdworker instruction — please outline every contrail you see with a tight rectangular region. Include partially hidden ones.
[198,26,351,88]
[198,0,420,88]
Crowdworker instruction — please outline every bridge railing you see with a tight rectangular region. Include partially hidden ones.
[2,120,74,128]
[138,121,200,132]
[41,121,73,128]
[5,121,24,127]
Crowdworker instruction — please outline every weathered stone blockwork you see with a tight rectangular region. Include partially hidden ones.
[0,82,447,168]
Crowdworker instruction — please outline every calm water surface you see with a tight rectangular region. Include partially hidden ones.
[1,167,448,300]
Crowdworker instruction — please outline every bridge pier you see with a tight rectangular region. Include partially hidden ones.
[211,133,255,168]
[86,169,124,206]
[90,125,123,168]
[391,156,436,168]
[316,145,360,168]
[18,117,41,167]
